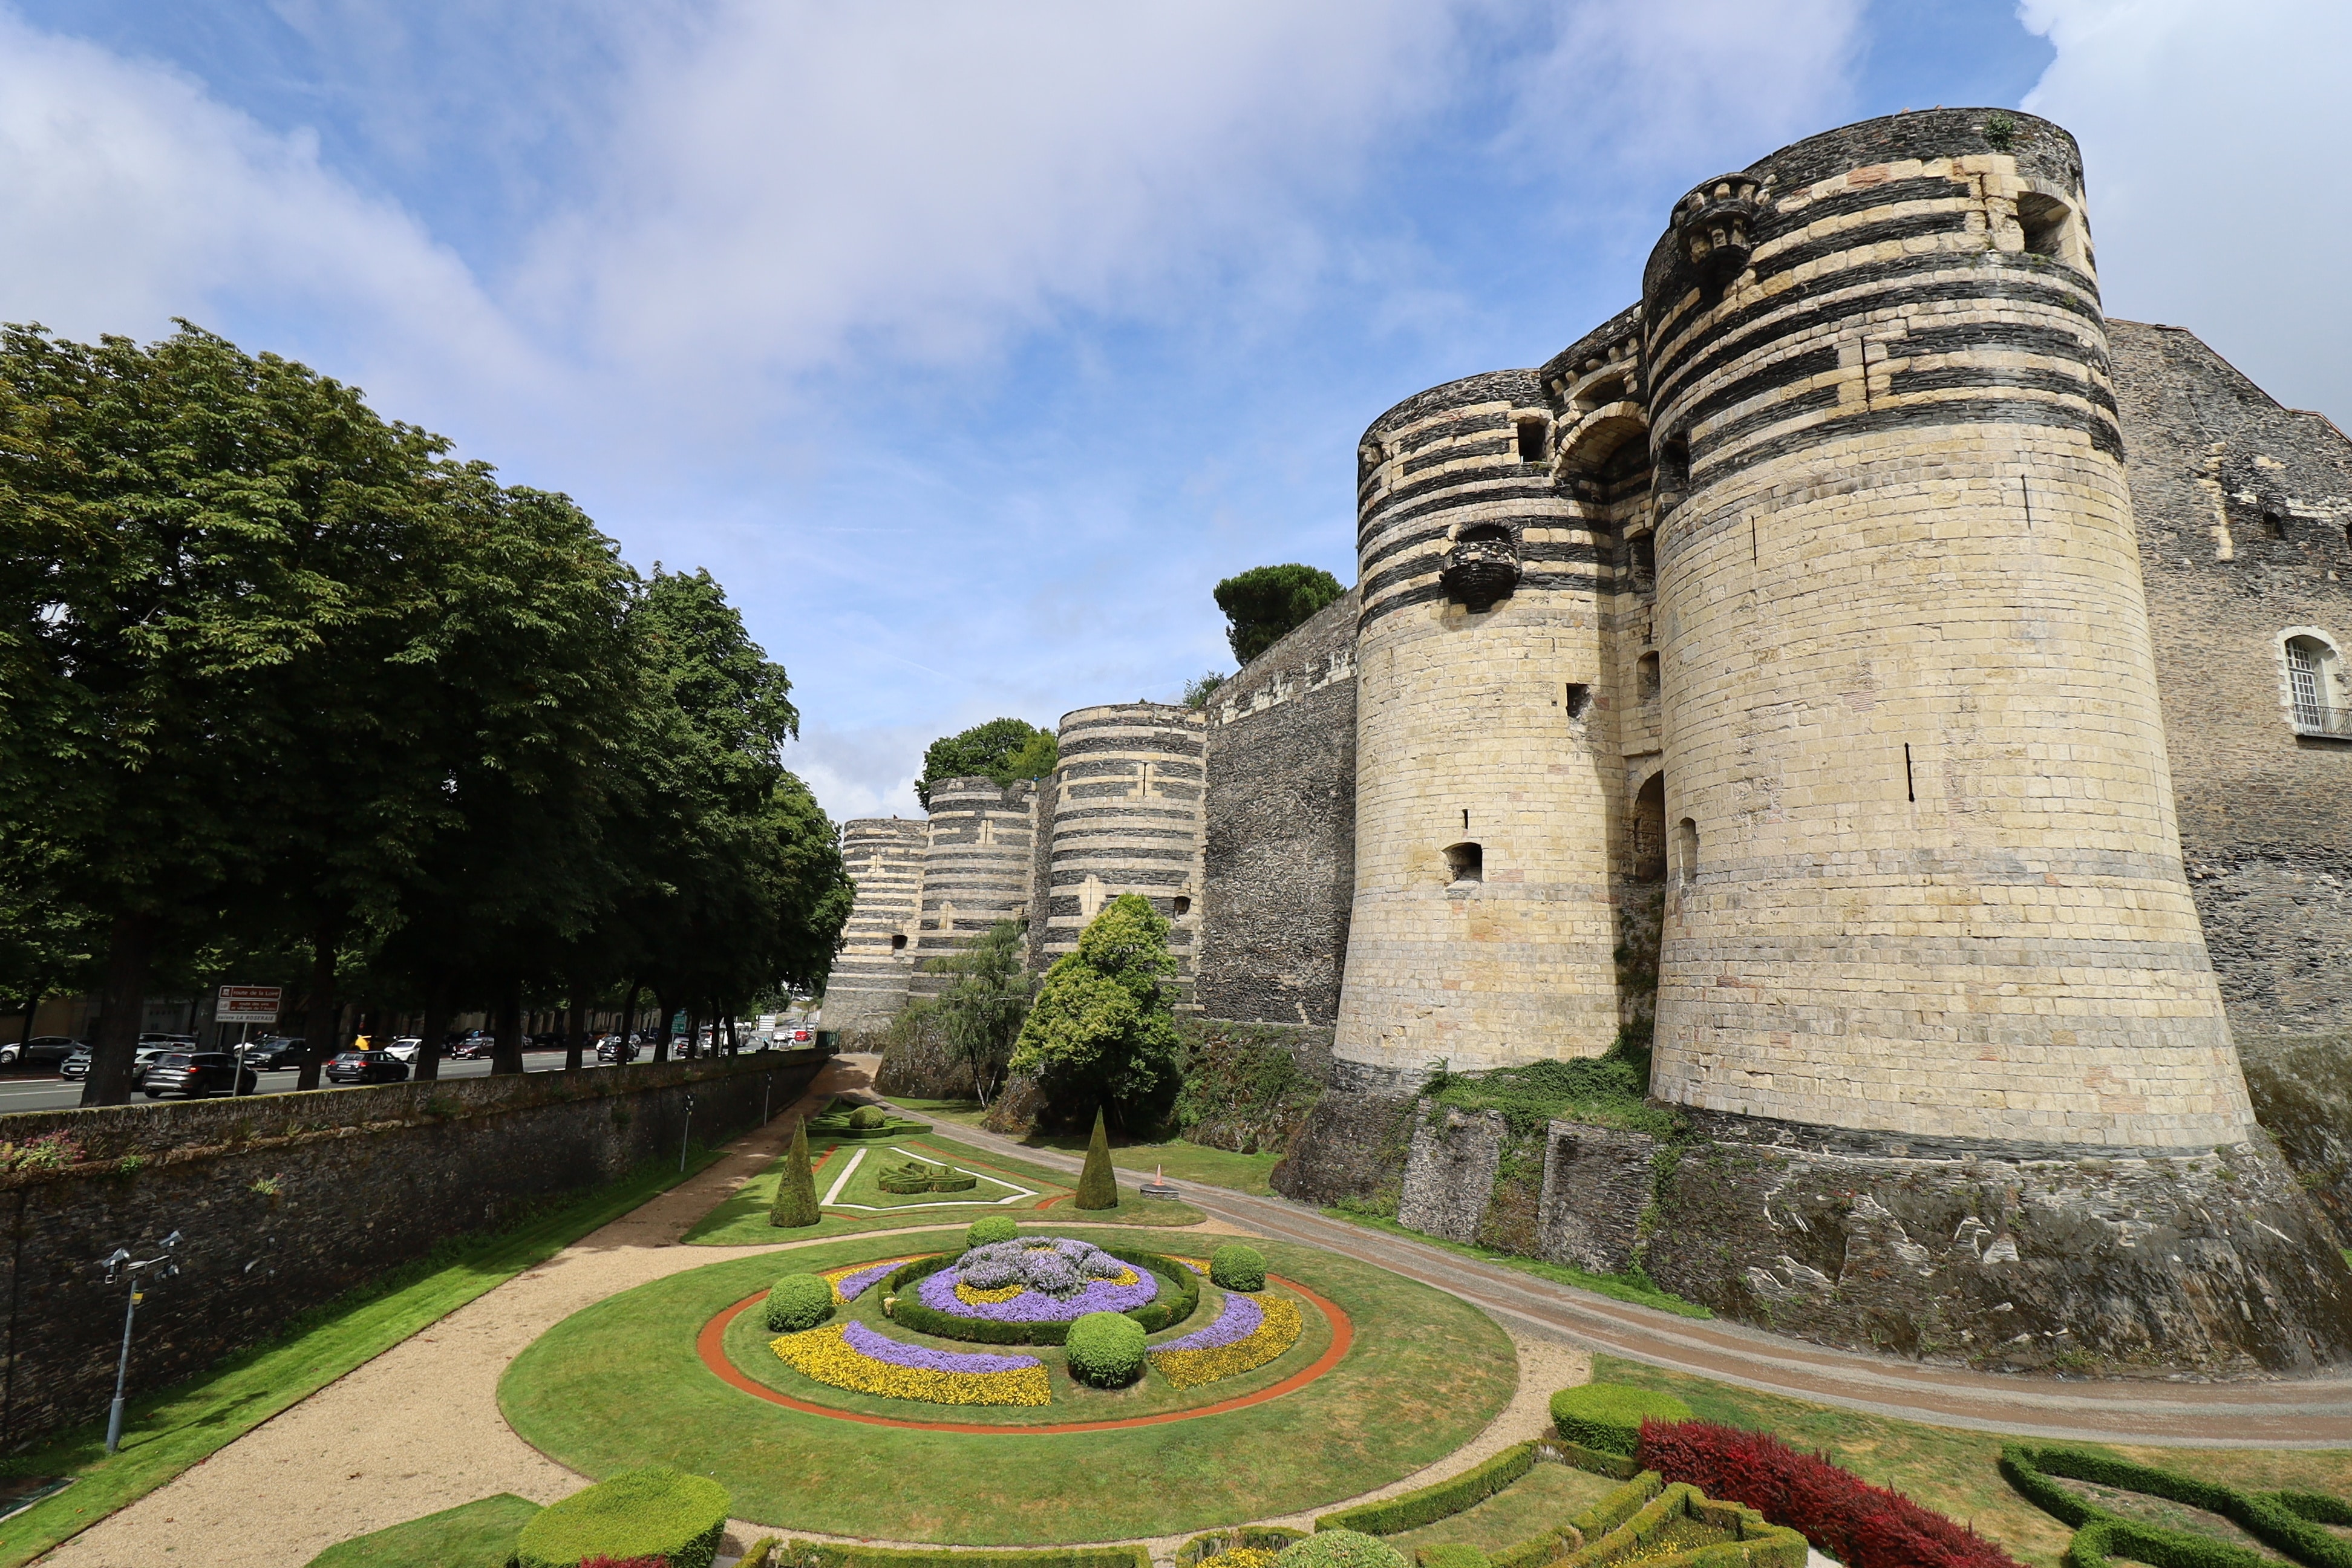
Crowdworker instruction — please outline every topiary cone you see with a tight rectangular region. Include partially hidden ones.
[769,1117,821,1227]
[1075,1108,1119,1210]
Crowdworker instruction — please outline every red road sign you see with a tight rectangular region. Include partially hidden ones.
[218,985,282,1024]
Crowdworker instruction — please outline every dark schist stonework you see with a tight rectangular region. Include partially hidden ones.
[0,1050,822,1451]
[1269,1090,1412,1210]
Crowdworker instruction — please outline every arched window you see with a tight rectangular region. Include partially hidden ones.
[1444,842,1484,886]
[2284,633,2348,736]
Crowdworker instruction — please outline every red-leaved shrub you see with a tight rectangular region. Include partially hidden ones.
[1635,1419,2024,1568]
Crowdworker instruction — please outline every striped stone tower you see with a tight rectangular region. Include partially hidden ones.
[822,818,929,1038]
[1642,109,2253,1149]
[1331,369,1623,1087]
[907,778,1037,1000]
[1035,704,1206,996]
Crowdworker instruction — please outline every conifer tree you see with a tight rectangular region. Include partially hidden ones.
[1075,1107,1119,1210]
[769,1117,821,1227]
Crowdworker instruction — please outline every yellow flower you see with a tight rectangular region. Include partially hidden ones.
[1200,1550,1278,1568]
[770,1324,1051,1407]
[1149,1295,1304,1391]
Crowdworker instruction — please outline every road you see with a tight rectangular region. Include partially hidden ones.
[0,1048,613,1115]
[893,1093,2352,1449]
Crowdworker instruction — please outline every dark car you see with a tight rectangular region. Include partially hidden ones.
[448,1034,497,1060]
[0,1035,85,1070]
[596,1036,638,1064]
[242,1037,308,1070]
[142,1051,258,1099]
[325,1050,410,1085]
[528,1031,566,1050]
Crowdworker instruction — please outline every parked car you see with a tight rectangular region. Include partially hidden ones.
[242,1037,308,1070]
[142,1051,259,1099]
[128,1045,177,1088]
[325,1050,410,1085]
[382,1037,423,1063]
[528,1031,565,1050]
[59,1047,90,1079]
[0,1035,86,1069]
[596,1036,639,1065]
[448,1033,495,1060]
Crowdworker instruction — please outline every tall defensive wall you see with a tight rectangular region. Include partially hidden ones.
[823,817,929,1037]
[1034,704,1207,998]
[907,777,1037,1001]
[1638,110,2252,1151]
[1331,370,1623,1086]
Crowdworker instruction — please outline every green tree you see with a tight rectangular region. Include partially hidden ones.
[1074,1108,1118,1210]
[769,1117,820,1227]
[924,919,1033,1108]
[1181,671,1229,709]
[916,717,1056,808]
[1213,563,1344,665]
[1009,894,1181,1126]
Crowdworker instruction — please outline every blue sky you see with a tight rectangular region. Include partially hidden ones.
[5,1,2347,820]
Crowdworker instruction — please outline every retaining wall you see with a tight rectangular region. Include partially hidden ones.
[0,1049,824,1451]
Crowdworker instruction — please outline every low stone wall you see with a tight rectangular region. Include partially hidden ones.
[2238,1032,2352,1235]
[1537,1122,1656,1276]
[1269,1090,1413,1210]
[0,1049,825,1451]
[1396,1106,1503,1244]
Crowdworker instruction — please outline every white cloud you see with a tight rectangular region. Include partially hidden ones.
[2020,0,2352,416]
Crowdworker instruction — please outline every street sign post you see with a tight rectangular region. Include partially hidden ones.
[217,986,281,1025]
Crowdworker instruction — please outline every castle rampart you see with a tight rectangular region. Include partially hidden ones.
[1036,703,1206,996]
[823,817,929,1037]
[907,777,1036,999]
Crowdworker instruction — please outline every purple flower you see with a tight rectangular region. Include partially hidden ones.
[916,1264,1158,1322]
[1155,1291,1263,1352]
[841,1319,1042,1374]
[833,1260,900,1301]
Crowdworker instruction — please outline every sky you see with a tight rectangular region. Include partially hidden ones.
[5,0,2347,822]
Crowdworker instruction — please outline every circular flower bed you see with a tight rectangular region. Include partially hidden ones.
[885,1236,1202,1343]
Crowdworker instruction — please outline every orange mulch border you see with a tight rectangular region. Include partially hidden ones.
[694,1272,1353,1434]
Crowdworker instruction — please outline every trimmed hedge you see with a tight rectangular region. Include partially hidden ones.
[1211,1244,1267,1292]
[1639,1421,2023,1568]
[770,1119,821,1228]
[2001,1443,2352,1568]
[514,1467,730,1568]
[881,1247,1201,1346]
[1416,1547,1489,1568]
[1318,1443,1538,1535]
[1065,1310,1148,1387]
[1554,1478,1808,1567]
[765,1273,835,1332]
[1549,1383,1693,1457]
[806,1103,930,1140]
[1486,1469,1661,1568]
[789,1545,1149,1568]
[967,1215,1021,1249]
[1178,1528,1309,1568]
[1076,1109,1119,1209]
[877,1158,978,1194]
[1274,1530,1410,1568]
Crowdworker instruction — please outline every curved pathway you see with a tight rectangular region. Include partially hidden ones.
[904,1108,2352,1449]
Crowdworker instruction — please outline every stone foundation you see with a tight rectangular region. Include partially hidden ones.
[1537,1122,1658,1275]
[1269,1090,1413,1210]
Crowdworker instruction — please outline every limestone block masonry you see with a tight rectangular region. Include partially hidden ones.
[825,817,929,1039]
[908,777,1036,1001]
[1036,703,1207,997]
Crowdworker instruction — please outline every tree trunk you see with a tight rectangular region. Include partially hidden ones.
[652,992,673,1063]
[295,922,338,1091]
[492,981,524,1074]
[725,1009,738,1056]
[416,977,451,1083]
[684,1005,701,1061]
[565,979,588,1074]
[617,980,641,1063]
[16,991,39,1055]
[80,912,157,1106]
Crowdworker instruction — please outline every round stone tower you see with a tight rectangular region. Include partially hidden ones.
[1036,702,1206,996]
[908,777,1036,1000]
[1641,109,2253,1149]
[1332,370,1622,1087]
[823,817,929,1038]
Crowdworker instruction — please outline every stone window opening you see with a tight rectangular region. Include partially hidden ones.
[2284,632,2349,738]
[1515,417,1549,465]
[2016,192,2075,263]
[1637,652,1661,701]
[1632,774,1667,881]
[1673,818,1699,882]
[1443,842,1483,886]
[1628,533,1657,593]
[2263,510,2288,540]
[1173,895,1192,916]
[1564,682,1592,719]
[890,933,907,952]
[1654,434,1691,494]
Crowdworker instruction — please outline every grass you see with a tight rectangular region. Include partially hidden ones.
[1321,1209,1711,1319]
[682,1133,1204,1244]
[0,1149,727,1568]
[1588,1353,2352,1568]
[500,1227,1519,1543]
[307,1494,541,1567]
[892,1100,1287,1196]
[1382,1463,1625,1557]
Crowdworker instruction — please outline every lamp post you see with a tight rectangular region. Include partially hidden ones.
[99,1230,181,1455]
[679,1093,696,1172]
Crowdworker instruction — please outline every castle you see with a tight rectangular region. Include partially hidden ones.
[833,109,2352,1373]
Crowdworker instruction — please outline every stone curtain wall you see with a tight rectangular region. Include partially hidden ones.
[1195,589,1359,1027]
[0,1050,824,1452]
[826,818,929,1039]
[1035,704,1207,999]
[2109,319,2352,1037]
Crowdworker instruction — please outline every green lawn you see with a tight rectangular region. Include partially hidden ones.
[307,1494,541,1567]
[1382,1463,1625,1558]
[1321,1210,1711,1319]
[0,1151,725,1568]
[1588,1353,2352,1568]
[500,1228,1519,1544]
[892,1101,1287,1196]
[682,1134,1203,1243]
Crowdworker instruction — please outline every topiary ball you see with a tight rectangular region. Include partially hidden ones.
[1063,1310,1148,1387]
[966,1215,1020,1250]
[847,1105,887,1129]
[1549,1382,1693,1456]
[765,1272,835,1333]
[514,1466,731,1568]
[1270,1530,1409,1568]
[1210,1243,1266,1293]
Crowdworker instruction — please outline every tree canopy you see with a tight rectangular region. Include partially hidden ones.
[923,918,1033,1108]
[1212,563,1344,666]
[1009,894,1181,1126]
[916,717,1057,808]
[0,322,852,1100]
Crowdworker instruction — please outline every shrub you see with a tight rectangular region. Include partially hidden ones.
[1416,1547,1488,1568]
[967,1215,1020,1249]
[1640,1421,2024,1568]
[1550,1383,1691,1457]
[1210,1244,1266,1293]
[1316,1444,1534,1535]
[789,1546,1145,1568]
[848,1105,888,1129]
[769,1119,820,1228]
[1076,1108,1119,1210]
[766,1273,835,1332]
[1177,1528,1308,1568]
[877,1159,978,1194]
[514,1467,730,1568]
[1063,1310,1147,1387]
[1273,1530,1408,1568]
[2001,1443,2352,1568]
